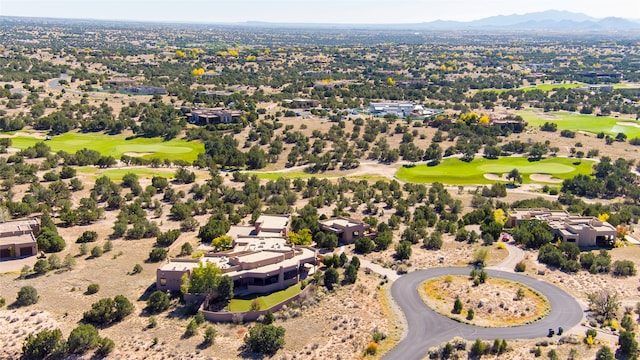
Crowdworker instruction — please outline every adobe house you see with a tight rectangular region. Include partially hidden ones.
[506,209,617,248]
[0,218,40,260]
[319,217,374,244]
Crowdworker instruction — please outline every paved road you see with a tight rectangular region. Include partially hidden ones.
[384,267,584,360]
[487,242,525,272]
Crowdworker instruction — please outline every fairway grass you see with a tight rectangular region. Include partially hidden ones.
[75,167,176,181]
[517,109,640,138]
[396,156,594,185]
[6,131,204,162]
[227,283,302,312]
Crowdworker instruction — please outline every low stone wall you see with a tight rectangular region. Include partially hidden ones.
[200,284,313,323]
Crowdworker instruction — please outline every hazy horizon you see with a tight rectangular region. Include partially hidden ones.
[1,0,638,25]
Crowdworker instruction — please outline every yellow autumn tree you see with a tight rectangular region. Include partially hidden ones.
[598,213,610,222]
[246,55,257,62]
[387,77,396,86]
[439,64,447,71]
[493,209,507,226]
[228,49,239,57]
[175,50,186,58]
[479,115,490,125]
[192,68,205,76]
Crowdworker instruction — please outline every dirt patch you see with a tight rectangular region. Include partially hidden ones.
[419,275,550,327]
[529,173,562,183]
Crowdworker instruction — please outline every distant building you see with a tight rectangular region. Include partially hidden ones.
[0,218,40,260]
[507,209,617,248]
[319,217,375,244]
[369,102,416,117]
[576,85,614,93]
[284,98,321,108]
[103,78,136,88]
[185,107,244,125]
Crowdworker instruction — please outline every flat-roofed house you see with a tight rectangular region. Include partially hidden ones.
[506,208,617,248]
[156,236,316,294]
[254,214,291,237]
[186,108,243,125]
[0,218,40,260]
[319,217,373,244]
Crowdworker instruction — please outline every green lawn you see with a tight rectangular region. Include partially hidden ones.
[395,157,595,185]
[75,167,176,181]
[227,283,303,312]
[519,83,584,92]
[517,109,640,138]
[7,131,204,162]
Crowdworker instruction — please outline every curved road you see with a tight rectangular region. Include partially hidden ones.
[384,267,584,360]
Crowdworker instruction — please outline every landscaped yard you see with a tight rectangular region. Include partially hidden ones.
[227,283,303,312]
[6,131,204,162]
[395,156,594,185]
[517,109,640,138]
[245,171,332,180]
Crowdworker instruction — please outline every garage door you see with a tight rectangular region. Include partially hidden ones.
[19,247,33,257]
[0,248,10,258]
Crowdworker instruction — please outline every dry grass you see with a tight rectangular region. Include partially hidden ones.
[419,275,550,327]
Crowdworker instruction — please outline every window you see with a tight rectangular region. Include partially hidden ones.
[159,278,167,286]
[353,231,359,237]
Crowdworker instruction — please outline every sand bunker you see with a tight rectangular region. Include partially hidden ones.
[617,121,640,128]
[529,174,562,183]
[483,173,509,181]
[124,152,153,157]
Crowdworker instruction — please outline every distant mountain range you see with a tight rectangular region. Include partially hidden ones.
[240,10,640,32]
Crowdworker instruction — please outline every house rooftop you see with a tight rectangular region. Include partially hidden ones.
[255,215,290,230]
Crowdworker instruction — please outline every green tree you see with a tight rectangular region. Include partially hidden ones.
[452,298,463,314]
[344,264,358,284]
[147,291,170,314]
[354,237,375,254]
[245,324,286,356]
[288,228,312,246]
[16,286,39,306]
[470,339,486,356]
[507,168,523,185]
[212,234,233,251]
[198,217,230,242]
[184,319,198,337]
[67,324,100,354]
[619,331,638,356]
[33,259,51,275]
[22,328,64,360]
[203,326,217,347]
[148,248,167,262]
[395,240,412,260]
[324,267,339,290]
[595,346,614,360]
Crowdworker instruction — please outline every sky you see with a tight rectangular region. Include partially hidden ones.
[1,0,639,24]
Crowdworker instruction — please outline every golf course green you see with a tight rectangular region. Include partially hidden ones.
[6,131,204,162]
[517,109,640,138]
[395,156,595,185]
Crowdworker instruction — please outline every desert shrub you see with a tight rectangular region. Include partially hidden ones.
[16,286,39,306]
[132,263,143,274]
[618,331,638,355]
[82,295,133,325]
[86,283,100,295]
[245,324,286,356]
[180,242,193,256]
[452,298,463,314]
[67,324,100,354]
[148,248,167,262]
[147,291,170,314]
[97,337,115,356]
[365,341,378,355]
[90,246,103,258]
[0,297,5,308]
[613,260,636,277]
[33,259,51,275]
[354,237,375,254]
[184,319,198,338]
[470,339,487,356]
[76,231,98,243]
[467,308,475,320]
[202,326,216,347]
[22,328,64,359]
[515,260,526,272]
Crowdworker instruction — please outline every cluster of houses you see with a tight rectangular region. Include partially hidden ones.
[368,101,444,118]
